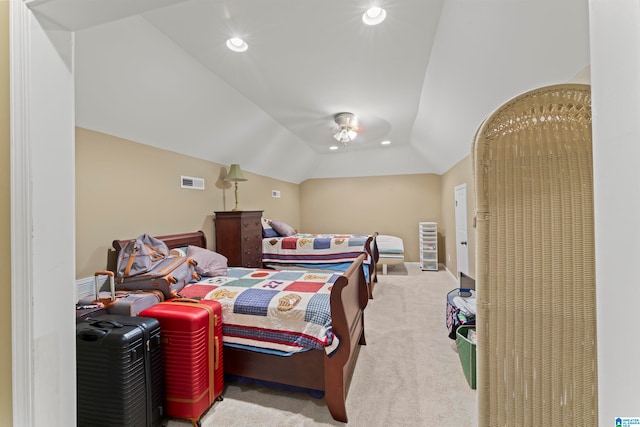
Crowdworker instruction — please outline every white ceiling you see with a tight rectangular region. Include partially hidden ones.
[31,0,590,183]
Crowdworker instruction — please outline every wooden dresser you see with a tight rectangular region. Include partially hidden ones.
[214,210,263,267]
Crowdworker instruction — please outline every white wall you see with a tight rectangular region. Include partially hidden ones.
[75,16,317,184]
[73,15,441,183]
[10,2,76,426]
[590,0,640,423]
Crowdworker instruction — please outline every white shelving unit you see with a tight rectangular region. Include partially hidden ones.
[419,222,438,271]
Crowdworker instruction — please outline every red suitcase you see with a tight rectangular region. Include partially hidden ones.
[139,299,223,426]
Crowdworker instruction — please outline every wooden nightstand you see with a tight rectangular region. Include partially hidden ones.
[214,210,263,267]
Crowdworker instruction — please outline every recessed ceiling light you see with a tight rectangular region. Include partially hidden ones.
[329,145,339,151]
[226,37,248,52]
[362,7,387,26]
[381,140,391,145]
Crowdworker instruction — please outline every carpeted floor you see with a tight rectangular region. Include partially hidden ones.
[167,263,477,426]
[378,262,408,275]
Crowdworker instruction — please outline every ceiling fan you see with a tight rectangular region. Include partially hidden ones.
[283,108,390,152]
[332,112,359,145]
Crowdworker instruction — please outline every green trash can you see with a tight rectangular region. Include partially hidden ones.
[456,325,477,389]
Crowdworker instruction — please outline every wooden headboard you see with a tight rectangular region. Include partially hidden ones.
[112,231,207,257]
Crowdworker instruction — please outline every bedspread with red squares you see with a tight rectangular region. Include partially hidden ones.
[262,233,370,264]
[185,268,343,355]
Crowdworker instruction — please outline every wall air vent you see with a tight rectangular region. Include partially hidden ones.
[76,276,106,301]
[181,176,205,190]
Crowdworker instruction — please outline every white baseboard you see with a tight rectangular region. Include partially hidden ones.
[443,264,458,282]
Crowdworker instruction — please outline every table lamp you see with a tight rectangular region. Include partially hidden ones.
[224,164,248,211]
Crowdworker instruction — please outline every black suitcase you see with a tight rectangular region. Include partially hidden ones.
[76,314,164,427]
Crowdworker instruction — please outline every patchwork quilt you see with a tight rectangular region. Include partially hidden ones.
[189,267,344,355]
[262,233,370,264]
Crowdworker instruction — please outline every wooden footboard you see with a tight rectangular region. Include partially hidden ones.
[366,232,380,298]
[324,252,368,421]
[112,231,368,423]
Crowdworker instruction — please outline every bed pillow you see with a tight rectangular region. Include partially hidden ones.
[186,245,228,277]
[270,220,297,237]
[262,217,280,238]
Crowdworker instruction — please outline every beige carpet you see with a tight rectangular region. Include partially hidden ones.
[167,263,478,426]
[378,262,408,275]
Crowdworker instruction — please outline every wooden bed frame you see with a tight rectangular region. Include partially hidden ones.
[113,230,369,423]
[367,232,379,296]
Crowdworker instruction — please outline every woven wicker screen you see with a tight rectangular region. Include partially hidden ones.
[473,84,597,426]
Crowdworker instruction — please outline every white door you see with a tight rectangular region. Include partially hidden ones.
[455,184,469,277]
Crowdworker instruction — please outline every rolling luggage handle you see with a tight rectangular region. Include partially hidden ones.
[81,272,165,317]
[93,270,119,309]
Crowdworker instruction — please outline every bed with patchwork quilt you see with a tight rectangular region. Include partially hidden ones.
[112,231,369,423]
[261,222,379,298]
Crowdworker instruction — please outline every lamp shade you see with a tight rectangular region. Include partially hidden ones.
[224,164,247,182]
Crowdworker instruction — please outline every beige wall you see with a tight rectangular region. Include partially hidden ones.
[0,2,12,425]
[440,155,476,279]
[77,129,447,277]
[76,128,450,276]
[76,126,476,283]
[75,128,300,278]
[300,174,441,263]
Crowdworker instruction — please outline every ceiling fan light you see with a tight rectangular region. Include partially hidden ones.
[332,112,358,145]
[226,37,248,52]
[333,129,348,143]
[332,128,357,145]
[363,7,387,25]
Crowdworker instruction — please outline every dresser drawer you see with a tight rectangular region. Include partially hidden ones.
[214,210,264,268]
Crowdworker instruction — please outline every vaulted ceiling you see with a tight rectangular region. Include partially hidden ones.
[31,0,590,183]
